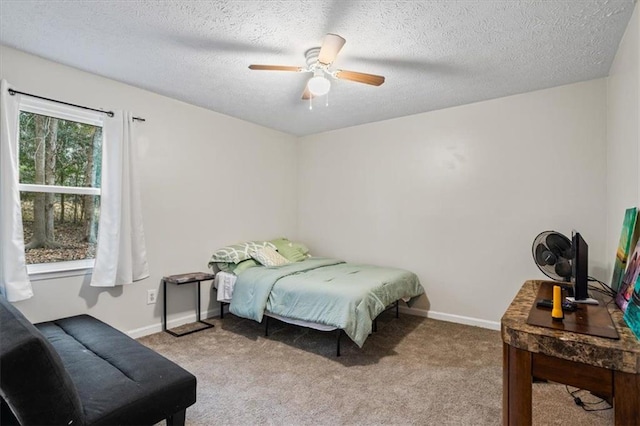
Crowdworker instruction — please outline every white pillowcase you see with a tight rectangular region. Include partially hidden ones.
[251,246,290,267]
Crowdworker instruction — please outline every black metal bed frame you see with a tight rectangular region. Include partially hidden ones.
[218,299,401,357]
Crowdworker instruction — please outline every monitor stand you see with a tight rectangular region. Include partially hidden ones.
[565,296,599,305]
[562,281,599,305]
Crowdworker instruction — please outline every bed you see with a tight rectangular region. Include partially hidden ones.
[210,241,424,355]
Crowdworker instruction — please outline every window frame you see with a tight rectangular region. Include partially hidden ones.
[17,97,104,279]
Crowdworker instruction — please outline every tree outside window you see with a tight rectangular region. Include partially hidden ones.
[18,108,102,265]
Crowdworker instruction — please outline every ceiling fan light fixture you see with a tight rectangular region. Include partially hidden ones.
[307,74,331,96]
[248,33,385,101]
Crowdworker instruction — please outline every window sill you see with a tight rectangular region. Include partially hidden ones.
[27,259,94,281]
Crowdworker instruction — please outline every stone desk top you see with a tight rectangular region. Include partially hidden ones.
[163,272,216,285]
[501,280,640,374]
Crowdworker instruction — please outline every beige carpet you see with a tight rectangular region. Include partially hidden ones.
[139,312,613,425]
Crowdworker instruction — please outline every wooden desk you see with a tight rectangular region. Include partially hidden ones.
[502,280,640,425]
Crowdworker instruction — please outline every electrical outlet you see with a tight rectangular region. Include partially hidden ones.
[147,289,157,305]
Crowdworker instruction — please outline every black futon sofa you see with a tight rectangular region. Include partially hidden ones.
[0,296,196,425]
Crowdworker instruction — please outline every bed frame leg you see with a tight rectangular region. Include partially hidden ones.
[220,302,224,319]
[264,316,269,337]
[336,330,342,357]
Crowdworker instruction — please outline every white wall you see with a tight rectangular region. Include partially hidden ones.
[606,5,640,282]
[298,80,608,327]
[4,12,636,334]
[0,46,298,336]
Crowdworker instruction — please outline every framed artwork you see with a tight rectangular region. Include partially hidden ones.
[611,208,639,293]
[623,287,640,340]
[616,233,640,312]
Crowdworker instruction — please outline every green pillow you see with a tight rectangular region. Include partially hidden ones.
[215,262,233,273]
[215,259,259,275]
[270,238,307,262]
[233,259,259,275]
[291,241,309,255]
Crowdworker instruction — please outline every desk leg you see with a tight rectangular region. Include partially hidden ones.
[196,281,202,322]
[162,280,167,332]
[614,371,640,425]
[503,343,532,425]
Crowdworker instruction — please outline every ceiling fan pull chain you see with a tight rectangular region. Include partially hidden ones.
[326,92,329,107]
[309,96,313,111]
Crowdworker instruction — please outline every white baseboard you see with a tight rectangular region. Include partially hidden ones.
[398,306,501,331]
[127,307,221,339]
[128,306,500,338]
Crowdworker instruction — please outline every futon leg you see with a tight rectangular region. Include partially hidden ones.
[166,409,186,426]
[336,329,342,357]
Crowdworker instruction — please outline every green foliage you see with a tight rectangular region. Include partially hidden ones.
[19,111,102,187]
[19,109,103,255]
[18,112,36,183]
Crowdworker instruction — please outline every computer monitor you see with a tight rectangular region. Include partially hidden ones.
[572,231,589,301]
[566,231,599,304]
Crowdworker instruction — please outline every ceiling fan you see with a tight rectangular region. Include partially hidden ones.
[248,33,385,100]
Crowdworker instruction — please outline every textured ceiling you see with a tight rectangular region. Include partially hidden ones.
[0,0,635,136]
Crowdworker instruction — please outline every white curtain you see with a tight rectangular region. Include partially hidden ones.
[91,110,149,287]
[0,79,33,301]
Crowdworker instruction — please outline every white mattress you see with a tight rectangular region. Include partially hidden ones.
[214,271,337,331]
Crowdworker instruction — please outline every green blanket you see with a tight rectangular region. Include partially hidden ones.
[229,258,424,347]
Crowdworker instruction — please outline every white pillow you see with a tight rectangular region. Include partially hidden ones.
[251,246,290,267]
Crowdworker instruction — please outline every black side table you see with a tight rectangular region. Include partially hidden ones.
[162,272,216,337]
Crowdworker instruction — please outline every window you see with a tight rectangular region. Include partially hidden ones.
[17,98,103,278]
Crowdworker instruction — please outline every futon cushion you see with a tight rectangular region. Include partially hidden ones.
[0,297,84,426]
[35,315,196,426]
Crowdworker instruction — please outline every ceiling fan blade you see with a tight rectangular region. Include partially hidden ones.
[248,65,304,72]
[302,86,315,100]
[318,33,346,65]
[335,69,385,86]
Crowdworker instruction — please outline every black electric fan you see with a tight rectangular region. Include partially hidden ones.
[532,231,573,282]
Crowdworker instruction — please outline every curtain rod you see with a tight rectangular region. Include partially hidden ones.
[7,88,146,122]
